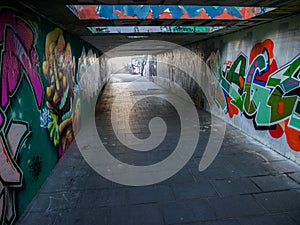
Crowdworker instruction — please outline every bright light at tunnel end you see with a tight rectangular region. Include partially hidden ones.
[73,40,226,186]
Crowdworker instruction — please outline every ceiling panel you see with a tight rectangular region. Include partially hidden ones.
[17,0,300,56]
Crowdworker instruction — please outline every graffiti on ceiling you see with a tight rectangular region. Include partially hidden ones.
[67,5,275,20]
[88,26,224,34]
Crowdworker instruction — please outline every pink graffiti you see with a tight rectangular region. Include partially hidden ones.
[0,11,43,123]
[0,9,43,224]
[0,122,28,224]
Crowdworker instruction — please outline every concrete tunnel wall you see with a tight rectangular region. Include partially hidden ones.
[0,1,299,223]
[0,3,108,224]
[155,13,300,165]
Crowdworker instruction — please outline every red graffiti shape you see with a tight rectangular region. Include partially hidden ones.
[226,96,239,118]
[278,101,284,115]
[214,9,240,20]
[114,10,138,19]
[285,120,300,151]
[250,39,278,83]
[75,5,98,20]
[269,123,284,139]
[193,9,211,19]
[159,11,173,19]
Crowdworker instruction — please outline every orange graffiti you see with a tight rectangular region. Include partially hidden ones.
[224,60,232,66]
[250,39,274,63]
[285,120,300,151]
[214,9,240,20]
[113,10,138,19]
[271,120,300,151]
[269,123,284,139]
[75,5,98,20]
[249,39,278,82]
[278,101,284,115]
[226,96,239,118]
[240,7,260,20]
[180,8,190,19]
[193,9,211,19]
[146,11,153,19]
[159,10,173,19]
[238,76,245,88]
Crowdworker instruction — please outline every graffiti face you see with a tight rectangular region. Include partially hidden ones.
[208,39,300,151]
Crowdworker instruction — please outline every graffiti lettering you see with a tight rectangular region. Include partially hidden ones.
[208,39,300,151]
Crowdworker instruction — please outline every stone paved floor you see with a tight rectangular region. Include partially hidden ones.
[17,74,300,225]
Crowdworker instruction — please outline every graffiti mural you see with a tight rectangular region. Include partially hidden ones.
[77,48,101,100]
[207,39,300,151]
[67,5,275,20]
[0,122,29,225]
[0,10,43,125]
[0,4,106,224]
[88,26,223,34]
[0,9,43,225]
[42,28,76,158]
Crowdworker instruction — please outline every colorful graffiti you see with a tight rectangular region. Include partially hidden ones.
[67,5,275,20]
[88,26,224,34]
[42,28,76,158]
[77,48,101,100]
[0,122,29,225]
[207,39,300,151]
[0,10,43,125]
[0,9,43,225]
[0,4,106,224]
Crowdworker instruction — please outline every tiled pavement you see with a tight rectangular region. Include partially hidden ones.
[17,74,300,225]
